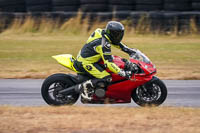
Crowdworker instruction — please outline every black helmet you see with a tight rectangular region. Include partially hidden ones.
[105,21,124,44]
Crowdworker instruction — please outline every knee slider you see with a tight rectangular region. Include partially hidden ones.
[103,75,112,83]
[91,76,112,88]
[97,76,112,88]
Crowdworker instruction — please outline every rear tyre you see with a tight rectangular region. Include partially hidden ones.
[108,5,133,11]
[26,5,51,12]
[132,77,167,107]
[52,6,79,12]
[81,0,107,4]
[25,0,51,6]
[80,4,108,12]
[109,0,134,4]
[41,73,79,106]
[52,0,80,5]
[135,4,162,11]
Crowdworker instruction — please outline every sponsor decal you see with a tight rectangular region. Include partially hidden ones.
[111,63,119,72]
[86,65,92,71]
[104,42,111,49]
[91,32,95,37]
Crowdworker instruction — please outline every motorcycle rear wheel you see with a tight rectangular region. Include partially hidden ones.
[131,77,167,107]
[41,73,79,106]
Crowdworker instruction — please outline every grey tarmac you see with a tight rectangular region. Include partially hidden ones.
[0,79,200,107]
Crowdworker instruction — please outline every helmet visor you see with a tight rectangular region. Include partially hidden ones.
[110,30,124,44]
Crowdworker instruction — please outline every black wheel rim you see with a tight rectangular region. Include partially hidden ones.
[48,81,77,105]
[136,83,161,104]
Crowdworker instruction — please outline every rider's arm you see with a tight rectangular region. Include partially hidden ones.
[113,42,136,56]
[95,38,121,74]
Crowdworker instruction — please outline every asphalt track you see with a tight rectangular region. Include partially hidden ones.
[0,79,200,107]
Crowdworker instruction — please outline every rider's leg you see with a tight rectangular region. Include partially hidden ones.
[80,76,111,100]
[80,63,112,100]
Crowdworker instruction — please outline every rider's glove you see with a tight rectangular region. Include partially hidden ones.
[125,61,139,73]
[130,62,139,73]
[118,70,132,79]
[128,48,136,57]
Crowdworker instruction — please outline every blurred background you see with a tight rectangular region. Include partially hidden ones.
[0,0,200,33]
[0,0,200,79]
[1,2,200,132]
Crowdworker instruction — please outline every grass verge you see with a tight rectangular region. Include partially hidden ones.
[0,106,200,133]
[0,33,200,79]
[0,15,200,79]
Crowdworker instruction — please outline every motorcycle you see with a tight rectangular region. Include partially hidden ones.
[41,49,167,107]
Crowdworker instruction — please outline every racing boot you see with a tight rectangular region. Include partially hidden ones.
[79,80,95,101]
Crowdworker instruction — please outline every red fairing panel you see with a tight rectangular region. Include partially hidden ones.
[100,55,156,103]
[106,75,153,103]
[112,55,125,69]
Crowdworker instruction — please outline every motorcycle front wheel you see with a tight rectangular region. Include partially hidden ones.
[41,73,79,106]
[131,77,167,107]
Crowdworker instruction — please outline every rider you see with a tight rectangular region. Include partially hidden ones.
[73,21,137,101]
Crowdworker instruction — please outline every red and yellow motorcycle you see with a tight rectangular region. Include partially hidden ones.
[41,49,167,107]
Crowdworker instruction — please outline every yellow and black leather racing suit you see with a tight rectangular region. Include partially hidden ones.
[73,28,134,80]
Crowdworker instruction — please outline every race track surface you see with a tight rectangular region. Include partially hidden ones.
[0,79,200,107]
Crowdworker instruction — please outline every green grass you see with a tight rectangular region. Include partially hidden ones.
[124,36,200,63]
[0,33,200,79]
[0,15,200,79]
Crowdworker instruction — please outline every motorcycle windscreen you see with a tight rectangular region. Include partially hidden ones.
[52,54,77,72]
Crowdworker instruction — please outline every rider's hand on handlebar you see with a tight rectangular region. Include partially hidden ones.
[131,63,139,73]
[129,48,137,57]
[118,70,132,80]
[125,61,139,73]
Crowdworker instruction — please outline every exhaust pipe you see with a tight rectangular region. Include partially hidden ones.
[58,84,81,95]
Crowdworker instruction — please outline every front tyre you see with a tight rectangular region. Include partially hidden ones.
[132,77,167,107]
[41,73,79,106]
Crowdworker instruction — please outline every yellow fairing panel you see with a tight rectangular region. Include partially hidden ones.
[52,54,77,72]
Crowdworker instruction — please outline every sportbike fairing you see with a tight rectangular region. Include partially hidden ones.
[52,54,77,72]
[130,49,150,63]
